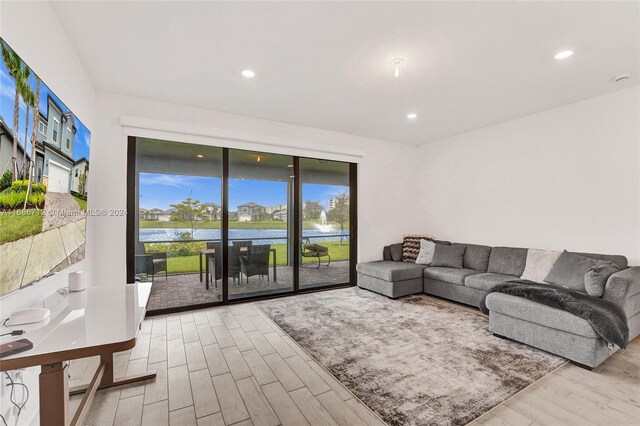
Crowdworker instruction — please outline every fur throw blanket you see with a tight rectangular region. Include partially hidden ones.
[480,281,629,349]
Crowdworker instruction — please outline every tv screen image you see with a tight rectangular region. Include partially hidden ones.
[0,38,91,297]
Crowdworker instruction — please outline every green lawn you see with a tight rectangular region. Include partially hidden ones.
[72,195,87,211]
[139,219,348,230]
[0,210,44,244]
[164,241,350,274]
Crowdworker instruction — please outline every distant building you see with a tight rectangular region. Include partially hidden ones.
[0,118,30,179]
[71,157,89,195]
[157,208,175,222]
[237,202,266,222]
[272,209,287,221]
[265,204,286,214]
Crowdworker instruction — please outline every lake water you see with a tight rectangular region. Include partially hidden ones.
[139,228,349,244]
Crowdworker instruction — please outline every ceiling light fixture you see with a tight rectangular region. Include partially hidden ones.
[407,112,418,120]
[241,69,256,78]
[391,58,405,78]
[554,50,574,60]
[256,155,262,163]
[196,154,204,158]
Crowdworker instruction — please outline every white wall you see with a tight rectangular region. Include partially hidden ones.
[0,1,96,310]
[418,86,640,265]
[90,91,420,285]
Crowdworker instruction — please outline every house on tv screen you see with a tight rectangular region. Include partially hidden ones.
[33,94,88,195]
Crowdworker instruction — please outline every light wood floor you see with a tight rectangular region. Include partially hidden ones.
[470,336,640,426]
[69,295,640,426]
[68,302,385,426]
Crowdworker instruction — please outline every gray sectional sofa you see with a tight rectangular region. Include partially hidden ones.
[356,242,639,368]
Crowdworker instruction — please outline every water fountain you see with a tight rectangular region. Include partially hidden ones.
[314,209,333,232]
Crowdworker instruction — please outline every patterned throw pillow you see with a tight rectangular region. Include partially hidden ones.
[402,234,435,262]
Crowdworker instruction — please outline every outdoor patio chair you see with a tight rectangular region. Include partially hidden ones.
[232,240,253,249]
[205,242,224,287]
[301,238,331,269]
[135,243,167,282]
[240,244,271,284]
[229,245,243,285]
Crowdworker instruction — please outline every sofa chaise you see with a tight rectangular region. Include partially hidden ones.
[356,241,639,368]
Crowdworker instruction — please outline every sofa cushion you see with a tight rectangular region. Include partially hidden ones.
[487,247,528,277]
[520,249,562,283]
[415,239,437,265]
[465,273,519,291]
[453,243,492,272]
[402,234,434,262]
[383,246,391,261]
[584,262,621,297]
[575,252,628,270]
[424,267,482,286]
[485,292,600,339]
[356,261,425,281]
[544,250,608,293]
[389,243,404,262]
[431,244,466,268]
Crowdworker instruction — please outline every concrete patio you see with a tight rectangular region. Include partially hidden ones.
[146,260,350,311]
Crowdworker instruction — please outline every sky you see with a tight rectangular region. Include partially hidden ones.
[139,172,348,212]
[0,39,91,165]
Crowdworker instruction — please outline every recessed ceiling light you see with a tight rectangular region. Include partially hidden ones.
[241,69,255,78]
[196,154,204,158]
[554,50,574,60]
[407,112,418,119]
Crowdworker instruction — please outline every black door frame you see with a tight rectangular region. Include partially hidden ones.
[126,137,358,316]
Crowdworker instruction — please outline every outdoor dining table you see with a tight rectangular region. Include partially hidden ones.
[199,246,277,289]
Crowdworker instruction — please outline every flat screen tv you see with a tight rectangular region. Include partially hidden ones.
[0,38,91,297]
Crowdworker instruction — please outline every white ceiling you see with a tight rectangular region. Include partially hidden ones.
[51,1,639,145]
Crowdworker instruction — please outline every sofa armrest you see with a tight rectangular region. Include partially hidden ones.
[602,267,640,318]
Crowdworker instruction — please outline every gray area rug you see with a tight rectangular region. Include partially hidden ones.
[258,287,565,426]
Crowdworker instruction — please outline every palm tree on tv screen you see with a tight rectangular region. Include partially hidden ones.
[1,40,30,181]
[24,77,41,209]
[21,84,35,178]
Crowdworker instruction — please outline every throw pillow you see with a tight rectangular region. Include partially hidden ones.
[415,239,437,265]
[520,249,562,283]
[389,243,404,262]
[431,244,466,269]
[584,262,620,297]
[544,250,604,293]
[402,234,434,262]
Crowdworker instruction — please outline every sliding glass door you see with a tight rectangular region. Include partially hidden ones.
[128,137,357,314]
[134,138,223,311]
[227,150,294,300]
[299,158,351,289]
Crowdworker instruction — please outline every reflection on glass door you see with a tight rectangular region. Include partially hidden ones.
[228,150,294,300]
[135,138,223,312]
[299,158,351,288]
